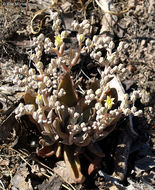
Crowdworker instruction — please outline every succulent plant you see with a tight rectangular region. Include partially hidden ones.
[14,19,142,183]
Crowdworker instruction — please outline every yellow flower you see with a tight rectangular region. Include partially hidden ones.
[55,35,63,48]
[104,96,115,110]
[36,93,43,105]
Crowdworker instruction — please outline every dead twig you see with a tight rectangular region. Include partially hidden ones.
[7,147,77,190]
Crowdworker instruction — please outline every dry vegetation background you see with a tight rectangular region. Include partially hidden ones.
[0,0,154,189]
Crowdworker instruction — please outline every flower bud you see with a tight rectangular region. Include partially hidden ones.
[29,68,36,75]
[36,61,43,70]
[36,50,42,58]
[22,65,28,72]
[30,54,37,62]
[93,35,98,43]
[38,82,45,89]
[95,102,102,110]
[77,34,85,43]
[85,38,91,47]
[61,31,69,38]
[107,53,115,63]
[38,33,44,41]
[109,41,115,50]
[95,89,102,96]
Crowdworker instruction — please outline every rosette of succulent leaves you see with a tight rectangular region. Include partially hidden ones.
[14,17,142,183]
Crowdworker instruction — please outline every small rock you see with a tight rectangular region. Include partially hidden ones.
[38,175,62,190]
[141,40,146,47]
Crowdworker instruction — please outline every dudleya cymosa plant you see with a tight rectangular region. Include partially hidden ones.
[14,19,142,183]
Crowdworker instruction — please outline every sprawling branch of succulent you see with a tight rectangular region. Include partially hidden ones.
[13,14,142,183]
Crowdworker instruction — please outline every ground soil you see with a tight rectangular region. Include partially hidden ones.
[0,0,154,190]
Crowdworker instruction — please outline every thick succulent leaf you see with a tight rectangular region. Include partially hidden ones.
[83,105,96,122]
[77,98,95,123]
[94,124,117,141]
[40,132,56,146]
[64,145,85,183]
[53,117,68,139]
[101,111,122,130]
[58,106,70,125]
[36,145,55,158]
[106,111,122,126]
[24,92,37,107]
[76,97,89,116]
[58,73,78,107]
[73,133,91,147]
[94,112,122,141]
[108,75,125,102]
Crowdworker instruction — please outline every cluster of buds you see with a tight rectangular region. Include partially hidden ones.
[31,34,45,61]
[71,19,92,55]
[72,19,91,35]
[79,34,117,65]
[49,11,61,33]
[130,90,143,116]
[32,31,70,59]
[83,33,130,66]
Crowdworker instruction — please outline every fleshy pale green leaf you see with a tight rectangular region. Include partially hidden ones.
[24,92,36,106]
[58,73,78,107]
[53,117,68,139]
